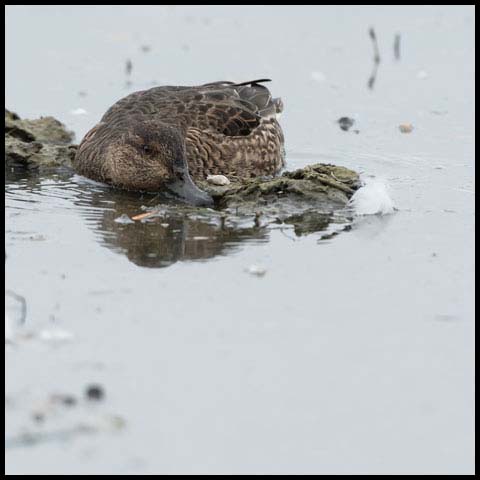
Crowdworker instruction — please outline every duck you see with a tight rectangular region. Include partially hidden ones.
[73,79,285,206]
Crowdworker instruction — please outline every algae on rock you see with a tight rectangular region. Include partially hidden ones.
[198,163,360,211]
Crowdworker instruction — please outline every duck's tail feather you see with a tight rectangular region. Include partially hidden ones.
[234,79,272,86]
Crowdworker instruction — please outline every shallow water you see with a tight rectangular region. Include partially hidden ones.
[5,5,475,475]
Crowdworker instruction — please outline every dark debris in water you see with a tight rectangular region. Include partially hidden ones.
[5,384,123,449]
[125,58,133,76]
[394,33,401,60]
[85,384,105,402]
[337,116,356,132]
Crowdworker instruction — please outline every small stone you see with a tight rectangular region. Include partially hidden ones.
[70,108,88,116]
[399,123,414,133]
[114,214,134,224]
[245,265,267,277]
[39,328,74,343]
[338,117,355,131]
[207,174,230,186]
[85,384,105,401]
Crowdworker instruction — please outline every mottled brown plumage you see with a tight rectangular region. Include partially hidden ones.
[73,80,285,205]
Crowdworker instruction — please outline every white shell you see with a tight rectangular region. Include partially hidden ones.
[207,174,230,186]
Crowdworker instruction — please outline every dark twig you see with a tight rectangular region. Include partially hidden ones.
[367,27,381,90]
[394,33,401,60]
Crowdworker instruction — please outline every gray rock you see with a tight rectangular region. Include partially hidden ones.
[5,109,77,169]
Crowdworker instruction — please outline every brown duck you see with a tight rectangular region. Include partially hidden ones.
[73,79,285,206]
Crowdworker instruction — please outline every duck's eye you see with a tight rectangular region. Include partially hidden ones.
[142,145,151,154]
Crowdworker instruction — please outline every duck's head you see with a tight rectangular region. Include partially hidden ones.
[76,118,213,207]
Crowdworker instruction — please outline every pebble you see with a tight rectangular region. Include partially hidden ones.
[245,265,267,277]
[39,328,74,343]
[399,123,414,133]
[70,108,88,116]
[85,384,105,401]
[337,117,355,132]
[207,174,230,186]
[114,214,135,224]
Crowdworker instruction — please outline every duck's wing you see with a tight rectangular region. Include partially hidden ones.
[101,80,281,137]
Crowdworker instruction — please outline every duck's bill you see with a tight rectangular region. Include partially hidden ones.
[165,175,213,207]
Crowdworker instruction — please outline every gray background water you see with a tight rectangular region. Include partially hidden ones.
[5,5,475,475]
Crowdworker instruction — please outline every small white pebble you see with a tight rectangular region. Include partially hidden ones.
[207,174,230,186]
[39,329,74,343]
[245,265,267,277]
[160,223,169,228]
[70,108,88,115]
[114,214,134,224]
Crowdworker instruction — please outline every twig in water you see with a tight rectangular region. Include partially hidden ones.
[394,33,401,60]
[131,210,159,221]
[369,27,381,64]
[367,27,381,90]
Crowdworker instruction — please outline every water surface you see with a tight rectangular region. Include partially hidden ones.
[5,5,475,475]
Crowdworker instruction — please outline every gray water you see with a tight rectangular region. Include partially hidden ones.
[5,5,475,475]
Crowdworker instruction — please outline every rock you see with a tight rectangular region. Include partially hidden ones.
[114,214,135,224]
[207,174,230,186]
[399,123,414,133]
[245,265,267,277]
[39,328,75,343]
[85,384,105,401]
[5,109,77,169]
[337,116,355,131]
[199,163,360,211]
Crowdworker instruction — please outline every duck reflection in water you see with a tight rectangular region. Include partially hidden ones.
[77,188,271,268]
[76,186,349,269]
[5,169,353,270]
